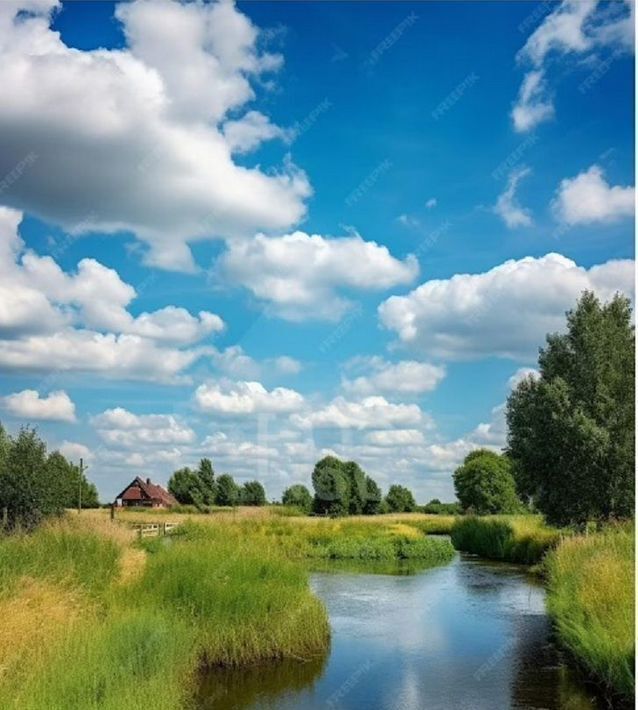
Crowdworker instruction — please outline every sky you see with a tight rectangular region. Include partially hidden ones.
[0,0,634,503]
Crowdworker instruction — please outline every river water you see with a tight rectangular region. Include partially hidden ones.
[198,553,603,710]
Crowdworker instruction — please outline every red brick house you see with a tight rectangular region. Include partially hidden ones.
[115,477,177,508]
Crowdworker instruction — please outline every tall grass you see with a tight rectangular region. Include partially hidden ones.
[450,515,561,564]
[545,525,634,699]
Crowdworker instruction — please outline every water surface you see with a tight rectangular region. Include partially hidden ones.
[199,554,602,710]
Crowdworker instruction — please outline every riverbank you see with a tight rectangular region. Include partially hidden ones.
[0,509,454,709]
[449,514,635,702]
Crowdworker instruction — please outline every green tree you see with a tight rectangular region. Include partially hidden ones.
[216,474,239,506]
[385,484,416,513]
[0,426,52,529]
[453,449,521,515]
[282,484,313,513]
[311,456,349,516]
[363,476,383,514]
[168,467,204,506]
[240,480,266,506]
[342,461,367,514]
[506,292,635,526]
[196,458,216,505]
[45,451,99,510]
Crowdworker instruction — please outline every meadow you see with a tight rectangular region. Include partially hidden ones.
[0,508,454,709]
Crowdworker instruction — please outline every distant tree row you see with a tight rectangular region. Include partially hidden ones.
[281,455,418,516]
[0,423,99,530]
[168,458,266,508]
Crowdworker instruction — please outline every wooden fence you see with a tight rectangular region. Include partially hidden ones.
[130,522,180,540]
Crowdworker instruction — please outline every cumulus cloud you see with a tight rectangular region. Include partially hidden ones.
[0,0,309,271]
[342,357,446,396]
[379,253,635,360]
[2,389,76,422]
[512,0,634,132]
[0,207,225,382]
[222,110,288,154]
[58,441,93,462]
[217,231,418,321]
[552,165,635,224]
[508,367,540,389]
[292,396,426,430]
[365,429,425,446]
[92,407,196,447]
[493,166,533,228]
[195,379,305,415]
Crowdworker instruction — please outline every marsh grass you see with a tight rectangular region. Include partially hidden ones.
[450,515,561,564]
[545,525,634,699]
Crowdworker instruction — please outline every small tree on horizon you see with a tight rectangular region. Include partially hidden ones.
[282,484,313,513]
[385,484,416,513]
[240,480,266,506]
[453,449,520,515]
[216,474,240,506]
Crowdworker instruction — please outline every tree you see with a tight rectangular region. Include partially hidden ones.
[506,292,635,526]
[453,450,520,514]
[216,474,239,506]
[0,426,52,529]
[363,476,383,514]
[385,484,416,513]
[282,484,313,513]
[45,451,99,510]
[196,458,216,505]
[342,461,367,514]
[240,480,266,506]
[168,467,204,506]
[311,456,349,516]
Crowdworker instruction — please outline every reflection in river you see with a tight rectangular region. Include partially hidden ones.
[198,554,603,710]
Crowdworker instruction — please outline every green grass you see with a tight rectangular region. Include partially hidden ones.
[450,515,561,564]
[545,524,635,700]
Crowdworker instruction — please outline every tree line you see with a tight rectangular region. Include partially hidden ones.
[453,292,635,527]
[0,424,99,530]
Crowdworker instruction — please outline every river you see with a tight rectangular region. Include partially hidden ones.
[198,553,603,709]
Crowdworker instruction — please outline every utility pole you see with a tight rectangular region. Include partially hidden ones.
[78,457,85,514]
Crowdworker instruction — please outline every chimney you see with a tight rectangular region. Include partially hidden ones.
[146,477,151,485]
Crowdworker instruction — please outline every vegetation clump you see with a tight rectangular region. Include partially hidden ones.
[545,524,634,699]
[453,450,521,515]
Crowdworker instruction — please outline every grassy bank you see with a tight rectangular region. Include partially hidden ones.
[0,515,330,709]
[545,525,635,700]
[450,515,561,564]
[0,510,455,708]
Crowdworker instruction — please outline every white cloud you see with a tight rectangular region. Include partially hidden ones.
[365,429,425,446]
[292,395,426,430]
[397,214,420,228]
[195,379,305,415]
[512,0,634,132]
[217,231,418,321]
[92,407,196,448]
[222,110,287,154]
[342,357,446,396]
[511,70,554,133]
[379,253,635,360]
[58,441,93,462]
[493,166,533,228]
[425,198,437,209]
[0,329,207,383]
[552,165,635,225]
[201,432,279,460]
[2,389,76,422]
[272,356,302,375]
[0,0,309,271]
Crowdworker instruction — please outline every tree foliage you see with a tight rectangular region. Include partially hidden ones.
[240,480,266,506]
[281,484,313,513]
[216,474,239,506]
[506,292,635,526]
[384,484,417,513]
[453,449,520,515]
[311,456,388,516]
[168,467,204,507]
[0,424,99,529]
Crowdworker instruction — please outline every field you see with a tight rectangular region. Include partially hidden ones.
[0,508,455,709]
[545,524,635,700]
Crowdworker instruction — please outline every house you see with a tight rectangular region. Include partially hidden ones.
[115,477,177,508]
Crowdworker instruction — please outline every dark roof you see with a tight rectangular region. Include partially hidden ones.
[116,476,177,506]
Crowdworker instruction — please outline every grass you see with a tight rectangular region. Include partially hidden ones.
[450,515,561,564]
[545,524,635,700]
[0,509,455,708]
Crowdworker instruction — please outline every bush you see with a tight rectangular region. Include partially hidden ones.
[384,485,416,513]
[453,450,521,515]
[281,485,312,514]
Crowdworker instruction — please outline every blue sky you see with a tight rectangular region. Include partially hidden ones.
[0,0,634,502]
